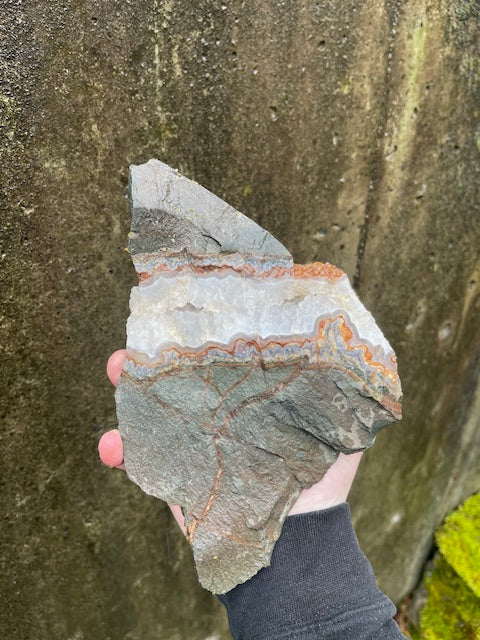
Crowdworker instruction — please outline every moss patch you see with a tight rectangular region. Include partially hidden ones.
[436,492,480,596]
[418,493,480,639]
[420,556,480,639]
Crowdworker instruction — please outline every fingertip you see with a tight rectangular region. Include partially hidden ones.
[98,429,124,468]
[107,349,126,387]
[169,504,187,535]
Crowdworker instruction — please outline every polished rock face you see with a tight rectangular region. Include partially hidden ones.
[116,160,402,593]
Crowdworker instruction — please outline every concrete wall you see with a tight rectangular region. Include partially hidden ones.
[1,1,479,638]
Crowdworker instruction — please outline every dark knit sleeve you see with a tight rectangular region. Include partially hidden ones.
[218,503,407,640]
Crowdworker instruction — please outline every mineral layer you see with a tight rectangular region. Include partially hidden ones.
[115,159,402,593]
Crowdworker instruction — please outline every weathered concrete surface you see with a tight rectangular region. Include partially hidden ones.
[0,0,478,637]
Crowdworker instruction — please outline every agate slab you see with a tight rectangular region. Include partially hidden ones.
[115,159,402,593]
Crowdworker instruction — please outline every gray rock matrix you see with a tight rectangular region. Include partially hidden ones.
[116,160,401,593]
[128,160,290,257]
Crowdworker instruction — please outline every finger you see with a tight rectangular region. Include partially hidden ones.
[169,504,187,535]
[98,428,125,469]
[107,349,126,387]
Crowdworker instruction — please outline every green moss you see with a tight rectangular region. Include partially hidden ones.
[420,556,480,639]
[418,494,480,639]
[436,493,480,597]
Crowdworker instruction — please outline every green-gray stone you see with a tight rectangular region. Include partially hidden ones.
[128,159,290,257]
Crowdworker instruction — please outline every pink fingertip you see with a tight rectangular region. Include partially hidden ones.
[107,350,126,387]
[98,429,124,468]
[169,504,187,535]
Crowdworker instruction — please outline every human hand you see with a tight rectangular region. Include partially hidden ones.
[99,350,186,533]
[98,350,362,526]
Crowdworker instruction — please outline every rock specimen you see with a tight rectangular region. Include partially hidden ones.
[115,159,402,594]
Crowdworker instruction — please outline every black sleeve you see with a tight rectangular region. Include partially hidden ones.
[218,503,408,640]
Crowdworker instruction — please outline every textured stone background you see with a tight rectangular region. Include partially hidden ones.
[1,1,478,638]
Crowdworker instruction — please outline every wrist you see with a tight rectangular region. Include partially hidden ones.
[219,504,398,639]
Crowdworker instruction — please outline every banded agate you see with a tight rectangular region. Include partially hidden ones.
[115,160,402,594]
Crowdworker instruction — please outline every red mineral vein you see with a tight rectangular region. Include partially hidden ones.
[209,364,256,425]
[187,363,305,544]
[186,439,224,545]
[292,262,344,280]
[135,259,345,282]
[218,363,303,437]
[127,315,397,381]
[203,367,222,397]
[195,524,267,550]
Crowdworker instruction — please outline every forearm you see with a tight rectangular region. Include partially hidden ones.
[218,503,407,640]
